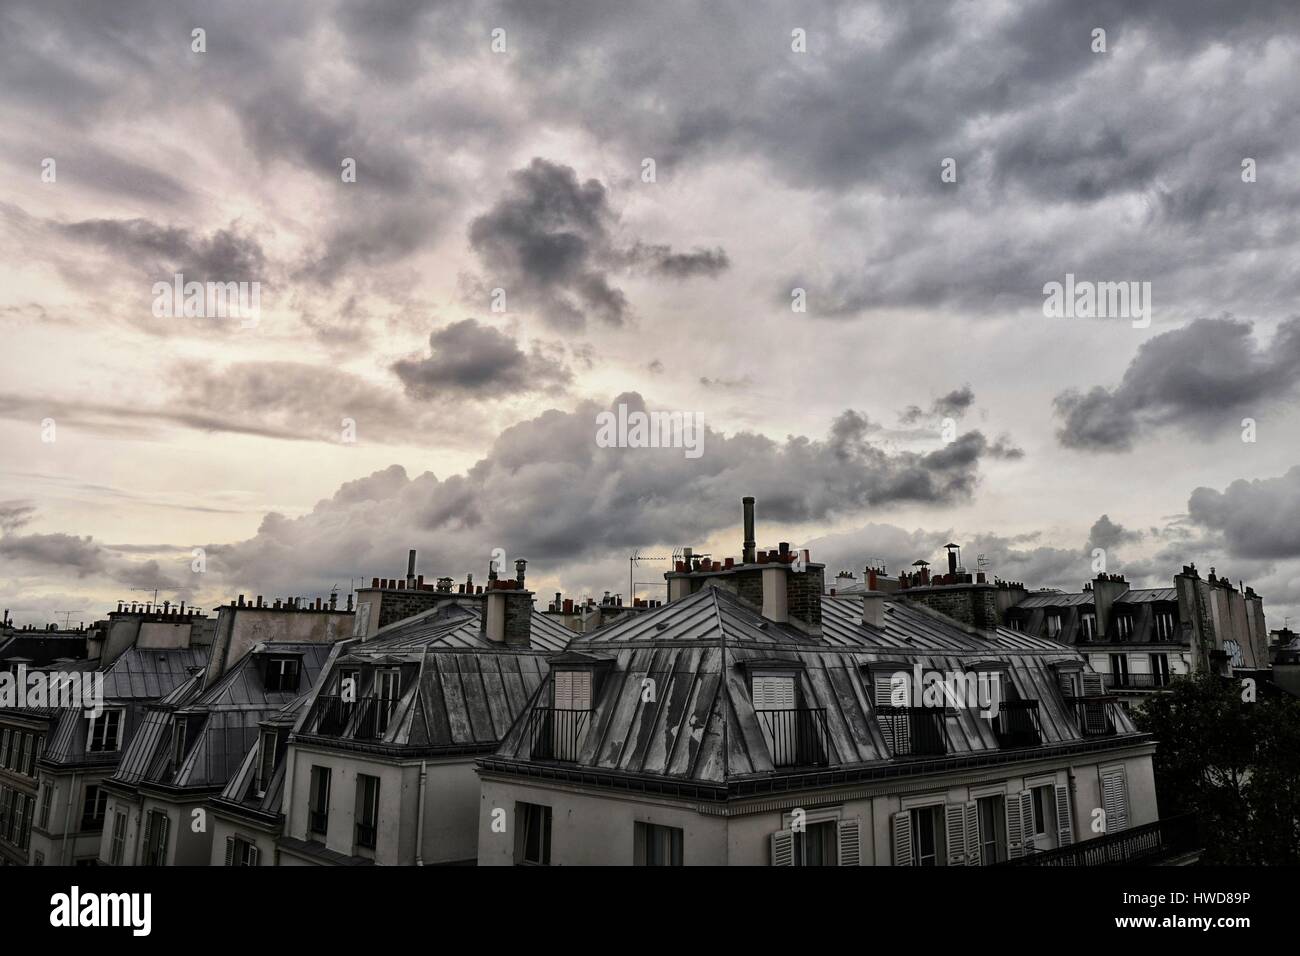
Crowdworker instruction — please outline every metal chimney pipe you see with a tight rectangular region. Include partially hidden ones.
[742,496,756,564]
[407,549,418,587]
[515,558,527,587]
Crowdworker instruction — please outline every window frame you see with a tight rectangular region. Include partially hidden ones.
[517,802,552,865]
[87,708,124,753]
[634,821,684,866]
[307,765,331,837]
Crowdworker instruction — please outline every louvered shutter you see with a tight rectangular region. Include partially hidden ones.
[571,671,592,710]
[891,811,913,866]
[158,814,170,863]
[770,829,794,866]
[1082,671,1104,696]
[142,814,153,865]
[1101,769,1129,832]
[875,675,909,755]
[247,844,260,867]
[1055,783,1075,846]
[944,804,966,865]
[553,670,573,708]
[963,802,982,866]
[1056,671,1076,698]
[837,819,861,866]
[224,836,234,867]
[1019,790,1036,853]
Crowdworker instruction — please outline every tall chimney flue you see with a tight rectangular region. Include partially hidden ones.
[742,496,756,564]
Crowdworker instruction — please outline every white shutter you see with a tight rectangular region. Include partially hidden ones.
[963,801,982,866]
[751,677,773,709]
[1055,783,1075,846]
[753,676,794,709]
[770,829,794,866]
[247,844,261,867]
[224,836,234,867]
[1019,790,1036,853]
[1005,792,1024,858]
[944,804,966,865]
[1101,769,1129,832]
[875,675,909,755]
[1082,671,1104,697]
[554,671,573,709]
[891,811,913,866]
[571,671,592,710]
[837,819,861,866]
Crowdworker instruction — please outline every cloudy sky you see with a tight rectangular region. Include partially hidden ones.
[3,0,1300,631]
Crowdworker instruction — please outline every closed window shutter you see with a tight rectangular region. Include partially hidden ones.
[554,671,573,709]
[1101,769,1129,832]
[142,814,153,865]
[770,829,794,866]
[837,819,861,866]
[944,804,966,865]
[753,676,794,709]
[1055,783,1075,846]
[1019,790,1036,852]
[224,837,234,867]
[572,672,592,710]
[1055,671,1076,697]
[158,814,170,863]
[248,844,260,867]
[1005,792,1024,858]
[891,811,913,866]
[963,802,981,866]
[1082,672,1104,696]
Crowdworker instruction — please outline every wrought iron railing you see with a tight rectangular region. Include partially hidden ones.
[993,700,1042,748]
[1065,696,1118,736]
[755,708,830,768]
[310,696,395,739]
[1102,672,1172,691]
[1003,814,1198,866]
[527,707,590,761]
[876,706,948,756]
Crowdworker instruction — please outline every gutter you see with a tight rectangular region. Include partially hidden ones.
[415,760,428,866]
[59,770,77,865]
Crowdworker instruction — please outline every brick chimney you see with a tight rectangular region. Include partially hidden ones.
[483,581,533,646]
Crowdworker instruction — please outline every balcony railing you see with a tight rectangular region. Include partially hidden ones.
[993,700,1042,748]
[527,707,590,761]
[1102,672,1172,691]
[1065,696,1118,736]
[876,706,948,756]
[1003,814,1198,866]
[756,708,830,768]
[310,696,395,740]
[354,821,377,850]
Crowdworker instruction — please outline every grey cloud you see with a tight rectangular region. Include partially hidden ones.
[55,216,266,282]
[1087,514,1142,553]
[1188,467,1300,560]
[469,159,729,329]
[1054,317,1300,451]
[391,319,573,400]
[0,501,35,534]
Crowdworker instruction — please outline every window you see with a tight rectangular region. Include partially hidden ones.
[1114,615,1134,640]
[1008,617,1024,632]
[910,805,944,866]
[87,709,123,753]
[225,836,260,867]
[33,850,44,866]
[339,668,360,704]
[1154,611,1175,641]
[308,766,331,836]
[110,811,126,865]
[172,719,188,770]
[517,802,552,865]
[375,670,400,734]
[22,734,37,775]
[142,810,169,866]
[254,731,278,797]
[38,782,53,830]
[794,819,839,866]
[976,795,1006,865]
[1080,613,1097,640]
[1030,785,1056,842]
[553,670,593,710]
[635,822,683,866]
[1045,614,1062,638]
[354,774,379,850]
[1151,653,1170,687]
[751,674,795,710]
[0,730,9,768]
[80,784,108,831]
[1109,654,1129,687]
[265,656,301,692]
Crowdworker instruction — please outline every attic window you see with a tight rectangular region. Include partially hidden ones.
[265,657,300,692]
[553,670,593,711]
[254,730,278,798]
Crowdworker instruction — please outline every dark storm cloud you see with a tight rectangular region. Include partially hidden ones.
[469,159,729,328]
[1087,514,1142,552]
[0,533,108,577]
[55,216,266,281]
[391,319,573,400]
[210,392,1001,593]
[1053,317,1300,451]
[1188,467,1300,561]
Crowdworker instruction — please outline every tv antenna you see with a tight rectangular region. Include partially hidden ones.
[629,548,681,604]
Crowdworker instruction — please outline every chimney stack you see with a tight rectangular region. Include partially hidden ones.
[407,549,418,588]
[862,591,886,628]
[515,558,528,588]
[742,497,757,564]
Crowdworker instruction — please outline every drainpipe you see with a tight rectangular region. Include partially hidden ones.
[59,772,77,866]
[415,760,428,866]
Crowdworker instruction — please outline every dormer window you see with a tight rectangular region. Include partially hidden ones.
[265,657,300,692]
[1114,615,1134,640]
[374,669,401,735]
[1154,611,1175,641]
[1080,613,1097,640]
[172,719,189,770]
[254,730,279,797]
[553,670,593,711]
[1045,614,1062,638]
[87,709,123,753]
[751,671,827,768]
